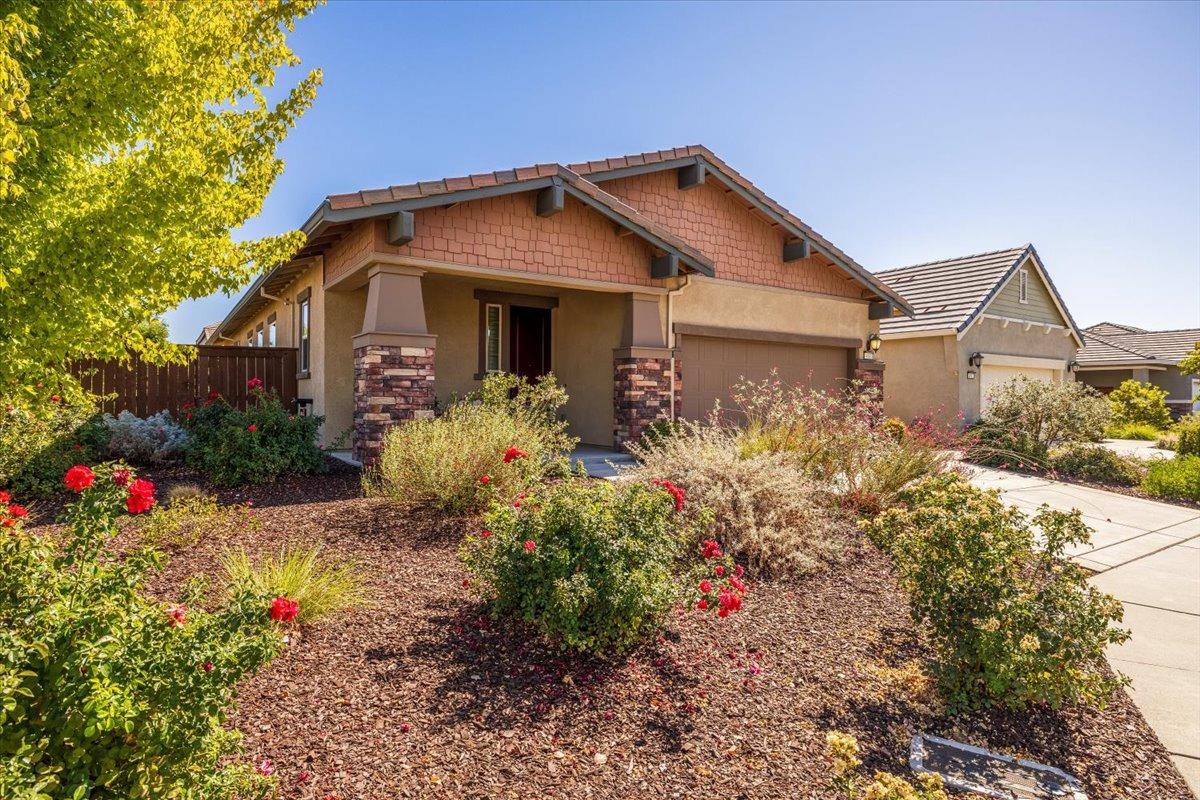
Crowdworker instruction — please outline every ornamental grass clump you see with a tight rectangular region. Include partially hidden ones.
[221,542,370,626]
[460,478,742,654]
[0,463,297,799]
[861,474,1129,711]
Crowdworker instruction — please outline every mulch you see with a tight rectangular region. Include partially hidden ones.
[28,468,1193,800]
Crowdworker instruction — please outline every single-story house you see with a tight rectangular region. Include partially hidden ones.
[873,244,1084,424]
[1075,323,1200,416]
[203,146,913,463]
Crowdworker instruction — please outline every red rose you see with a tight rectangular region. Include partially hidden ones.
[112,469,131,487]
[247,424,257,432]
[63,465,95,493]
[524,540,537,553]
[651,478,685,512]
[50,394,61,403]
[202,661,214,673]
[0,490,9,504]
[7,504,27,519]
[462,578,470,588]
[479,474,491,485]
[696,598,709,611]
[166,604,188,628]
[126,478,156,514]
[699,580,712,593]
[729,576,747,593]
[714,565,726,577]
[207,389,220,401]
[503,446,528,463]
[734,564,745,578]
[701,539,722,559]
[480,529,492,538]
[255,758,274,777]
[269,596,299,623]
[247,376,264,390]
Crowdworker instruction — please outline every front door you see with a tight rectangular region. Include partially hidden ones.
[509,305,551,380]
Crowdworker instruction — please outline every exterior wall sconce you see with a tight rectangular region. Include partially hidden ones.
[968,352,984,368]
[864,333,882,360]
[1067,360,1079,374]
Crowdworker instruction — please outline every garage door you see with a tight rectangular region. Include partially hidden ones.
[679,334,852,421]
[979,364,1058,413]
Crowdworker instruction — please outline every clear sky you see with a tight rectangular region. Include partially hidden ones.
[166,0,1200,341]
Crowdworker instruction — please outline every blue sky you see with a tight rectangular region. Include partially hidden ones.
[167,0,1200,340]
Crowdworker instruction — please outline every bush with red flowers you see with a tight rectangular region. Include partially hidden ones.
[184,386,324,486]
[0,463,286,798]
[461,478,715,654]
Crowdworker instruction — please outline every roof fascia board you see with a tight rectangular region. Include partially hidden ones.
[994,248,1085,348]
[1075,363,1168,371]
[215,257,317,339]
[878,327,958,341]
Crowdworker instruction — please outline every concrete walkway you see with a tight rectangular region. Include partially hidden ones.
[571,444,636,479]
[1102,438,1175,461]
[967,465,1200,795]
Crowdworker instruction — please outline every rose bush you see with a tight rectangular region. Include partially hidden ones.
[0,464,293,798]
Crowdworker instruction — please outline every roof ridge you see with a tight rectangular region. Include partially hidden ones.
[1083,331,1155,359]
[874,244,1030,275]
[1113,326,1200,335]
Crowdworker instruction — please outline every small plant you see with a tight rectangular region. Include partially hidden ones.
[639,418,686,448]
[0,463,291,799]
[826,732,948,800]
[185,382,325,486]
[460,371,578,456]
[1173,415,1200,457]
[137,492,259,550]
[0,393,107,497]
[222,542,370,625]
[969,377,1109,468]
[1108,379,1172,429]
[369,403,552,514]
[461,478,736,654]
[1049,443,1146,486]
[102,409,191,463]
[1104,421,1162,441]
[861,474,1129,711]
[879,416,907,441]
[1141,455,1200,502]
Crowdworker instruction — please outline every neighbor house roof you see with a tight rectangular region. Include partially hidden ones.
[213,146,913,340]
[1076,326,1200,367]
[1085,321,1147,337]
[873,244,1083,345]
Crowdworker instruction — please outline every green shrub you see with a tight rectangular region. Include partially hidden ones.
[970,377,1109,468]
[0,463,286,799]
[1141,456,1200,502]
[461,479,736,654]
[0,394,107,497]
[629,420,848,577]
[1174,415,1200,457]
[861,474,1129,711]
[1104,421,1162,440]
[459,372,578,456]
[1049,443,1146,486]
[222,542,369,625]
[826,731,948,800]
[1108,379,1172,429]
[185,386,325,486]
[639,418,686,449]
[137,492,258,550]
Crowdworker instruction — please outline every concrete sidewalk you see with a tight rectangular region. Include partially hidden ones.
[1102,438,1175,461]
[967,465,1200,795]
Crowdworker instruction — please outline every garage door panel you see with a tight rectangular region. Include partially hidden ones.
[979,365,1059,413]
[680,335,852,421]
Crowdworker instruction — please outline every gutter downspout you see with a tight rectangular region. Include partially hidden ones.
[666,274,691,420]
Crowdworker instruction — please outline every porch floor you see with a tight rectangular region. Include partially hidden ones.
[571,444,636,479]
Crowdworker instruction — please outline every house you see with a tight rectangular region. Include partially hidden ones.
[874,244,1083,424]
[1075,323,1200,416]
[203,146,913,463]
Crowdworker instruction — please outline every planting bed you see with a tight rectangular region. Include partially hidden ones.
[27,470,1192,799]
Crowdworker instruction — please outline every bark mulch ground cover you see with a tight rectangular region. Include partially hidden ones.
[28,465,1190,800]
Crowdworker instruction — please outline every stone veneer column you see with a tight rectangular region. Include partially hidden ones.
[353,343,435,465]
[853,358,885,419]
[613,351,681,449]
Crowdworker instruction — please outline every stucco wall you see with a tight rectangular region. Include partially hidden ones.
[321,287,366,445]
[672,276,873,341]
[958,317,1079,420]
[880,335,959,424]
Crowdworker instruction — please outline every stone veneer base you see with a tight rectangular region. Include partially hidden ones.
[353,344,436,465]
[613,355,681,450]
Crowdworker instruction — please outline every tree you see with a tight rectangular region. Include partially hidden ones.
[1108,379,1171,429]
[1179,342,1200,377]
[0,0,321,399]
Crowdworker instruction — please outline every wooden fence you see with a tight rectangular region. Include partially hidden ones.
[71,346,300,417]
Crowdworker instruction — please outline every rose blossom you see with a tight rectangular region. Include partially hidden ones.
[255,758,274,777]
[269,596,299,623]
[0,490,8,503]
[524,540,537,553]
[701,539,722,559]
[480,529,492,538]
[714,565,725,577]
[502,446,529,463]
[698,579,712,593]
[111,468,131,487]
[126,478,156,514]
[247,376,264,391]
[247,423,257,432]
[167,604,188,628]
[479,474,491,485]
[64,464,95,492]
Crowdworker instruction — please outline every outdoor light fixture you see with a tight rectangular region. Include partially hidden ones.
[864,333,882,359]
[968,352,984,368]
[1067,360,1079,374]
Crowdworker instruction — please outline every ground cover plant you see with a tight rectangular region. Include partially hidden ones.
[969,377,1109,469]
[0,463,300,799]
[827,731,948,800]
[862,474,1129,712]
[135,488,259,551]
[1049,443,1147,486]
[1107,379,1172,430]
[1141,455,1200,502]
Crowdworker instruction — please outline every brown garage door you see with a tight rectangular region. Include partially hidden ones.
[679,334,852,421]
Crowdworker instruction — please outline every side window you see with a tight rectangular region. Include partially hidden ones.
[1018,269,1029,304]
[485,303,502,372]
[298,291,311,375]
[255,323,264,348]
[246,330,254,347]
[267,314,277,347]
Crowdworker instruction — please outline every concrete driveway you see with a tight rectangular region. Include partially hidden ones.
[967,465,1200,795]
[1103,438,1176,460]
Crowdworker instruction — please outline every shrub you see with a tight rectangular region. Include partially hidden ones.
[461,478,739,654]
[878,416,907,441]
[826,731,948,800]
[0,394,106,497]
[1049,443,1146,486]
[970,377,1109,468]
[222,542,369,625]
[459,371,577,456]
[1104,421,1162,440]
[639,418,686,448]
[850,434,953,514]
[1174,415,1200,457]
[102,409,190,463]
[370,403,554,514]
[629,420,848,577]
[1141,456,1200,502]
[1108,379,1172,429]
[137,492,258,550]
[0,463,290,799]
[185,385,325,486]
[861,474,1129,711]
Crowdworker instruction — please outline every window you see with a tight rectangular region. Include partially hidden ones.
[246,330,254,347]
[484,303,502,372]
[267,314,277,347]
[1018,269,1029,304]
[297,290,311,375]
[255,323,264,348]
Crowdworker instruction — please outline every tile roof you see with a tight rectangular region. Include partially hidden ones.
[1077,327,1200,366]
[873,246,1032,336]
[1084,322,1147,336]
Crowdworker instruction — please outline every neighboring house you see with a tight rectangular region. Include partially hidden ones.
[874,244,1083,424]
[1075,322,1200,416]
[195,323,219,345]
[205,145,913,463]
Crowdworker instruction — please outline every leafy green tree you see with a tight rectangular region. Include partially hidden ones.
[0,0,321,399]
[1108,379,1172,430]
[1179,342,1200,377]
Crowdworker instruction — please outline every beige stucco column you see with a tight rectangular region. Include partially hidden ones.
[613,293,678,450]
[353,264,437,465]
